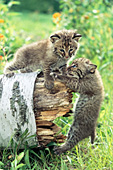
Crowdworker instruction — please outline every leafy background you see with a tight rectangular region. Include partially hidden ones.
[0,0,113,169]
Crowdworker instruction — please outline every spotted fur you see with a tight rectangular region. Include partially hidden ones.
[53,58,104,154]
[4,30,81,89]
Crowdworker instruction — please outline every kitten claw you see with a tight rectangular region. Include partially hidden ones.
[53,146,67,155]
[53,146,64,155]
[50,72,58,79]
[5,72,14,78]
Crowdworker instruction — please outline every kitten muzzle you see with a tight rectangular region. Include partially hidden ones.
[59,64,66,69]
[65,56,69,59]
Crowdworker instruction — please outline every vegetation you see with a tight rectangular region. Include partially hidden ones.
[6,0,60,13]
[0,0,113,169]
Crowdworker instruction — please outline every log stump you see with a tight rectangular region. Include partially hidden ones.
[33,72,73,146]
[0,72,73,147]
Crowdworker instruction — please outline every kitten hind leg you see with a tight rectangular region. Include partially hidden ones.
[54,142,72,155]
[54,134,79,155]
[54,124,81,155]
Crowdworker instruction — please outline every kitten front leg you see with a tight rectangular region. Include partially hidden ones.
[5,72,14,78]
[4,59,26,77]
[20,68,33,73]
[52,73,79,91]
[59,64,67,75]
[4,62,15,77]
[43,66,54,90]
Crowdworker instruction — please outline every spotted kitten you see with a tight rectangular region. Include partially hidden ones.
[4,30,81,89]
[53,58,104,155]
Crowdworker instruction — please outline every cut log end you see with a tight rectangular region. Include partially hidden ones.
[33,74,73,146]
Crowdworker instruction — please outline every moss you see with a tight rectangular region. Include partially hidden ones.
[10,81,28,126]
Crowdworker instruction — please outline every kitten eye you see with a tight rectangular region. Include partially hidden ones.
[72,64,78,68]
[86,61,89,64]
[60,49,65,53]
[69,48,73,52]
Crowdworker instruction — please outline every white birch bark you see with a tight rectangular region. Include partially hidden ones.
[0,72,38,148]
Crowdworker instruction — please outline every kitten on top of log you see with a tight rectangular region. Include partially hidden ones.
[4,29,82,90]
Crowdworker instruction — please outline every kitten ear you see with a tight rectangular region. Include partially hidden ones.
[72,33,82,42]
[50,34,61,43]
[89,64,97,74]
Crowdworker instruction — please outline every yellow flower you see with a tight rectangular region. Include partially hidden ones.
[0,33,4,39]
[53,12,61,25]
[104,13,110,17]
[0,19,4,23]
[91,36,95,40]
[100,29,103,35]
[84,15,89,19]
[69,8,73,13]
[53,12,61,19]
[0,55,3,60]
[108,27,111,33]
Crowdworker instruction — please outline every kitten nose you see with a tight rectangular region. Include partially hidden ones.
[65,56,69,59]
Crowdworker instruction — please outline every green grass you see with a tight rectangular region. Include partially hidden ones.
[9,12,54,41]
[0,11,113,169]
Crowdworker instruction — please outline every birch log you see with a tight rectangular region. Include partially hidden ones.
[0,72,73,147]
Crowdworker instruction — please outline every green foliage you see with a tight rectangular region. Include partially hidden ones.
[0,129,69,169]
[0,0,54,73]
[57,0,113,66]
[11,152,25,170]
[10,0,59,13]
[0,0,30,72]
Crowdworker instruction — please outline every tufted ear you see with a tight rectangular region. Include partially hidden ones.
[50,34,61,43]
[72,33,82,42]
[89,64,97,74]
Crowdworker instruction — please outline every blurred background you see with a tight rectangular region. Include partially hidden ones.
[0,0,113,69]
[0,0,113,169]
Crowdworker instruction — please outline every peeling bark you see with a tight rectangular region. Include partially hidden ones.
[33,73,73,146]
[0,72,73,147]
[0,72,38,147]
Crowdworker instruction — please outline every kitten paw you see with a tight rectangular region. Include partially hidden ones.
[54,146,63,155]
[5,72,14,78]
[50,72,58,79]
[44,80,54,90]
[54,143,71,155]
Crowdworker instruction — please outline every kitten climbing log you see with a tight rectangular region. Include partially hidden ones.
[0,72,73,147]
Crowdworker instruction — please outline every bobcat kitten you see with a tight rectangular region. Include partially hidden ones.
[53,58,104,155]
[4,30,81,89]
